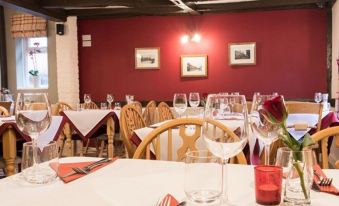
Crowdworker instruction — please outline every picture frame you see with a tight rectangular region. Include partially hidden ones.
[228,42,256,65]
[181,55,208,77]
[135,47,160,69]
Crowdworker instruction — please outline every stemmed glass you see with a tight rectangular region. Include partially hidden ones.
[203,94,249,205]
[173,93,187,118]
[106,94,114,109]
[314,92,322,103]
[84,94,91,104]
[189,92,200,116]
[15,93,52,184]
[250,94,280,165]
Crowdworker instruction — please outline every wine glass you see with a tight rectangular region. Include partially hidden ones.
[250,94,280,165]
[15,93,52,184]
[189,92,200,116]
[203,94,249,205]
[314,92,322,103]
[106,94,114,109]
[84,94,91,104]
[173,93,187,118]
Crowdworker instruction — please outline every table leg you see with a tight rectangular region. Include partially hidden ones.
[3,127,17,176]
[63,123,73,156]
[107,117,115,158]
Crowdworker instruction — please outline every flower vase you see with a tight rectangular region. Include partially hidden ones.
[284,150,314,205]
[30,76,40,88]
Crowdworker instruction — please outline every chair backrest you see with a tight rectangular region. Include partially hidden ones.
[83,102,98,109]
[31,102,48,110]
[311,126,339,169]
[0,106,9,116]
[142,100,157,126]
[133,118,247,164]
[56,102,74,115]
[131,101,142,115]
[285,101,323,131]
[0,102,11,113]
[120,104,146,158]
[158,102,175,122]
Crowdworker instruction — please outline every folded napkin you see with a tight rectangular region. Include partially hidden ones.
[159,194,179,206]
[313,164,339,196]
[51,159,116,183]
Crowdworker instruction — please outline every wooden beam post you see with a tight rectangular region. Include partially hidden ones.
[0,6,8,88]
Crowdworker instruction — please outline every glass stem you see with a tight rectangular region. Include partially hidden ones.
[264,144,270,165]
[31,134,39,168]
[222,158,229,203]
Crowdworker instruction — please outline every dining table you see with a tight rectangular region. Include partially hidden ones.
[0,157,337,206]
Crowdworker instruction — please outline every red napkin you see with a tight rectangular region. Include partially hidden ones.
[159,194,179,206]
[50,158,116,183]
[313,164,339,196]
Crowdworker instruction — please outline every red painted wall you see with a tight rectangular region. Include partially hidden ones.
[78,9,327,102]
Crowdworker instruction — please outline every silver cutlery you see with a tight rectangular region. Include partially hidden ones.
[60,158,110,178]
[314,170,333,186]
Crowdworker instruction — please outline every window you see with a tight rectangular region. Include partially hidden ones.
[16,37,48,89]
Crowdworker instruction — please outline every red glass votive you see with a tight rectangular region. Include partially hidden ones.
[254,165,283,205]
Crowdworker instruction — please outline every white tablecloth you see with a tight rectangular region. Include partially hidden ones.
[0,158,337,206]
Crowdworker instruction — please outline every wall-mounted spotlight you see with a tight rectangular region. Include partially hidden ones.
[180,33,202,44]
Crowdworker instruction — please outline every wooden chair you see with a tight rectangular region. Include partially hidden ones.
[0,106,9,116]
[56,102,74,114]
[158,102,175,122]
[120,104,146,158]
[83,102,98,109]
[142,100,157,126]
[133,118,247,164]
[131,101,142,115]
[0,102,12,114]
[311,126,339,169]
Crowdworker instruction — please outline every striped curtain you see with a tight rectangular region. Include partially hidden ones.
[11,14,47,38]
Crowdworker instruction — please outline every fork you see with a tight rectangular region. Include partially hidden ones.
[156,195,171,206]
[61,158,110,178]
[314,170,333,186]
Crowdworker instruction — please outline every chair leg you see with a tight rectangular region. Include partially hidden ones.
[79,141,84,156]
[98,141,105,157]
[84,139,90,155]
[59,140,65,158]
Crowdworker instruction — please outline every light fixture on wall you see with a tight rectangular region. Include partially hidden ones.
[180,33,201,44]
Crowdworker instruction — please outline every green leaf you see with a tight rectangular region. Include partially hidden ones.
[301,133,314,148]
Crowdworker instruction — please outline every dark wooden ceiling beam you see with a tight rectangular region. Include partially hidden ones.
[193,0,334,11]
[40,0,172,8]
[0,0,66,21]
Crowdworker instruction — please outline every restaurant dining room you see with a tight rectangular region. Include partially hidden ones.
[0,0,338,205]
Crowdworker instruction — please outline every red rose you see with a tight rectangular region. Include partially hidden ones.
[263,95,287,124]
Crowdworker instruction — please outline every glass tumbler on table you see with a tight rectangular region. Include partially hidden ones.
[185,150,222,205]
[106,94,114,109]
[314,92,322,103]
[173,93,187,118]
[203,94,249,205]
[15,93,53,184]
[84,94,92,104]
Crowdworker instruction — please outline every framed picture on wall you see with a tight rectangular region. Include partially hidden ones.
[228,42,256,65]
[135,47,160,69]
[181,55,208,77]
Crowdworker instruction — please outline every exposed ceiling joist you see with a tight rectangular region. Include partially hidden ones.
[169,0,200,15]
[0,0,66,21]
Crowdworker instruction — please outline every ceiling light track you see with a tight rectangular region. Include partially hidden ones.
[169,0,199,15]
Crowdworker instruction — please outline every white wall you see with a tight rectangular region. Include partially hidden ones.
[55,16,80,105]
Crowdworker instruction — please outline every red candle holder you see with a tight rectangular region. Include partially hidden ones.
[254,165,283,205]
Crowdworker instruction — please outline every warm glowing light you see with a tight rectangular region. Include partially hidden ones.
[191,33,201,42]
[181,35,189,44]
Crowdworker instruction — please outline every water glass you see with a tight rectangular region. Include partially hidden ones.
[189,92,200,108]
[185,150,222,205]
[314,92,322,103]
[275,147,292,178]
[173,93,187,118]
[114,102,121,110]
[106,94,114,109]
[254,165,283,205]
[100,102,108,110]
[21,141,59,184]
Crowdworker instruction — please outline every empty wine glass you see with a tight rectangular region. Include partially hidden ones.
[15,93,52,184]
[106,94,114,109]
[250,94,281,165]
[173,93,187,118]
[203,94,249,205]
[189,92,200,116]
[84,94,91,104]
[314,92,322,103]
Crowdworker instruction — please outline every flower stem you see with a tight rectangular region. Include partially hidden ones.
[292,161,308,199]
